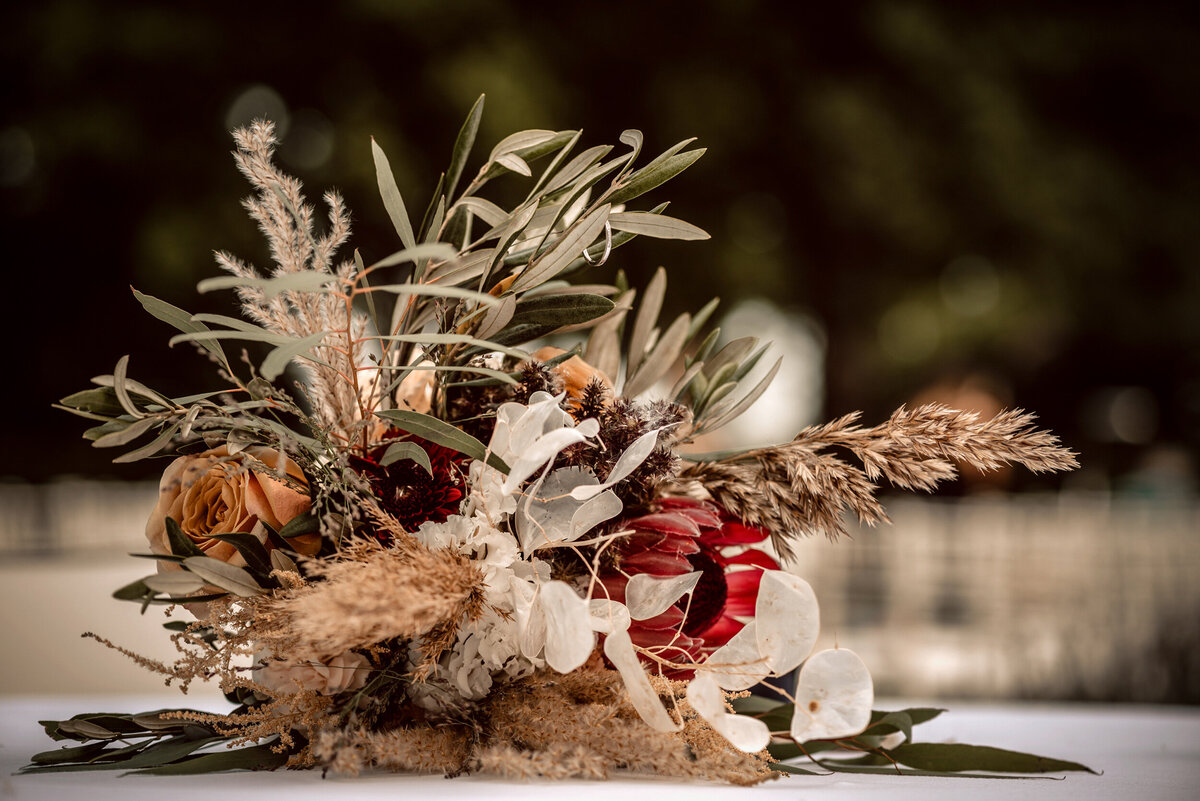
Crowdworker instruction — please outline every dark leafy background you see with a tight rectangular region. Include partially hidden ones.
[3,0,1197,488]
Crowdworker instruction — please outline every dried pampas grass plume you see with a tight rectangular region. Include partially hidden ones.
[276,536,487,659]
[680,404,1078,560]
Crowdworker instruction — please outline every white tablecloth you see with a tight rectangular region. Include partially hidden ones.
[3,695,1197,800]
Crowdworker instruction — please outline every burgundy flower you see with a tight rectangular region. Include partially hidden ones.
[597,498,779,676]
[350,434,467,543]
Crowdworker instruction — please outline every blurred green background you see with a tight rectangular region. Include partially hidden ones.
[5,0,1198,488]
[1,0,1198,704]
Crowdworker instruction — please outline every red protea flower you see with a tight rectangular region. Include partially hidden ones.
[349,434,468,543]
[597,497,779,676]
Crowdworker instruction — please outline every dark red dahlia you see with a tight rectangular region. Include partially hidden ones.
[597,498,779,676]
[350,434,468,543]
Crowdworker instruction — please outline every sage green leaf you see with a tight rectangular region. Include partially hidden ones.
[887,743,1097,774]
[862,711,914,744]
[111,355,141,418]
[207,533,273,577]
[277,511,320,539]
[168,329,292,348]
[112,578,152,601]
[527,129,582,198]
[473,294,517,341]
[166,516,205,557]
[366,282,502,307]
[124,739,289,775]
[143,572,207,596]
[607,147,705,206]
[771,762,824,776]
[490,293,615,346]
[189,313,279,335]
[489,129,559,162]
[687,297,720,343]
[61,387,125,417]
[269,549,300,575]
[132,288,229,370]
[261,330,329,381]
[669,363,705,401]
[421,194,445,246]
[91,416,159,448]
[445,93,484,199]
[90,373,174,410]
[112,421,180,463]
[424,247,495,286]
[381,440,434,474]
[624,312,690,398]
[495,152,531,176]
[609,211,710,241]
[510,204,611,294]
[353,250,382,338]
[130,713,193,732]
[372,137,416,250]
[628,267,666,378]
[181,556,263,597]
[706,356,782,431]
[197,271,335,297]
[376,409,508,473]
[28,741,110,765]
[366,243,459,271]
[483,200,540,279]
[542,144,612,195]
[615,129,644,183]
[816,761,1066,779]
[23,736,229,774]
[57,719,119,740]
[372,332,527,361]
[455,196,508,227]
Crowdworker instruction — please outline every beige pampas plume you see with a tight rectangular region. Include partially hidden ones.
[680,404,1078,560]
[215,120,377,446]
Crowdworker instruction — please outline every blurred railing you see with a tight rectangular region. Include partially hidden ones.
[1,482,1196,702]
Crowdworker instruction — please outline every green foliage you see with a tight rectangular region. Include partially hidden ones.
[729,698,1096,778]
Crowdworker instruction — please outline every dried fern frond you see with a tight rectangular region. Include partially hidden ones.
[678,403,1078,560]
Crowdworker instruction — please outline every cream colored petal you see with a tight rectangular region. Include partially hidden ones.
[790,648,874,742]
[626,571,701,621]
[687,671,770,753]
[540,581,594,673]
[755,571,820,674]
[603,629,681,732]
[587,599,631,634]
[704,621,770,691]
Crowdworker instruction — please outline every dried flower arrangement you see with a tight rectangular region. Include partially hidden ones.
[27,96,1093,783]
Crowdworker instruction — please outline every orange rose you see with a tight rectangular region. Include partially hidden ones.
[146,445,320,564]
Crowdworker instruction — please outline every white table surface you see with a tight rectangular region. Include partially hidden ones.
[3,695,1197,800]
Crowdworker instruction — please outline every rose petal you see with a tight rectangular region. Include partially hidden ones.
[790,648,874,742]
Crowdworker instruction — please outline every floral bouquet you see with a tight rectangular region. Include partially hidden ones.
[27,96,1091,784]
